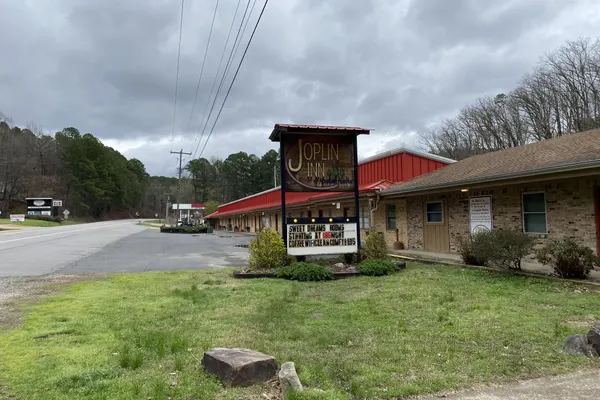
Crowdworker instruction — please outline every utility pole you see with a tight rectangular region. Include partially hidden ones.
[166,195,171,224]
[170,149,192,225]
[273,165,277,187]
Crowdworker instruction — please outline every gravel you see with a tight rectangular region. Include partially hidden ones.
[0,274,104,330]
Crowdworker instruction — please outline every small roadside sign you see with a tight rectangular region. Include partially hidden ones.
[63,209,70,220]
[53,200,63,207]
[10,214,25,222]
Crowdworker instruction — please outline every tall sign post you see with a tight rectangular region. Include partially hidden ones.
[269,124,370,256]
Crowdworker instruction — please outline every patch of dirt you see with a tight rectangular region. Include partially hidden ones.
[565,316,600,329]
[216,378,281,400]
[329,263,358,273]
[0,274,105,330]
[0,385,16,400]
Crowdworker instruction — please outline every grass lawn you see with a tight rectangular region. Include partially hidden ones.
[0,218,82,227]
[1,264,599,400]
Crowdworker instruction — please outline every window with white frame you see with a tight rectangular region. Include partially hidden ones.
[360,204,370,229]
[426,201,443,223]
[522,192,547,233]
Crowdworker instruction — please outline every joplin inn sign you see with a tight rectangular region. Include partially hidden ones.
[269,124,371,256]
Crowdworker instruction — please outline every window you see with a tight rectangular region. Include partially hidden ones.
[426,201,443,223]
[360,204,370,229]
[318,210,323,218]
[522,192,547,233]
[300,211,304,217]
[343,207,350,218]
[386,204,396,229]
[307,210,312,218]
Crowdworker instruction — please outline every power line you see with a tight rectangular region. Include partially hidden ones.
[190,0,254,159]
[196,0,270,160]
[191,0,259,160]
[190,0,248,151]
[182,0,221,145]
[170,0,186,152]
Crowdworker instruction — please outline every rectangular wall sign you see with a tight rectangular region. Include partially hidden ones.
[282,134,356,192]
[9,214,25,222]
[287,222,358,256]
[469,196,492,235]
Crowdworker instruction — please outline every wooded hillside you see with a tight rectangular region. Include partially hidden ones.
[422,37,600,160]
[3,37,598,219]
[0,114,280,219]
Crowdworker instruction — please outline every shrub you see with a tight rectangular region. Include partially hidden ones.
[457,235,487,266]
[470,229,534,270]
[275,262,333,281]
[25,215,62,223]
[248,228,287,270]
[160,225,209,233]
[536,238,600,279]
[363,230,388,260]
[342,253,355,264]
[357,259,397,276]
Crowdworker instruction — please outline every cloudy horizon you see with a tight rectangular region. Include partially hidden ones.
[1,0,599,176]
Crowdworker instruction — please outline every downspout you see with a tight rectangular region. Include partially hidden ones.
[369,192,381,234]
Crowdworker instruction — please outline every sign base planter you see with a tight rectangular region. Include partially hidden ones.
[159,226,212,234]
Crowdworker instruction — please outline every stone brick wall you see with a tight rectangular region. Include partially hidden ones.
[406,196,424,249]
[404,176,599,254]
[369,199,408,248]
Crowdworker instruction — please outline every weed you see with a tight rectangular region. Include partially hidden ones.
[174,356,186,372]
[202,279,225,285]
[2,266,598,400]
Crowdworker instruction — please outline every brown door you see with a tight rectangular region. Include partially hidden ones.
[423,200,450,252]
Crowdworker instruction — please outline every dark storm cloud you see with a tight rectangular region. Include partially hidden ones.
[0,0,598,175]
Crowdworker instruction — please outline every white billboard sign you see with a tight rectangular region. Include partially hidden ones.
[52,200,63,207]
[469,196,492,235]
[287,222,358,256]
[9,214,25,222]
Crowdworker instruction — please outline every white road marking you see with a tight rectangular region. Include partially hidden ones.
[0,222,137,245]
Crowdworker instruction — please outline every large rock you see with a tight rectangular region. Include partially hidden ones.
[202,348,279,387]
[563,335,597,357]
[278,361,303,394]
[586,323,600,355]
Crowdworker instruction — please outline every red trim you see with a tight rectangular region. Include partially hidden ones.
[207,148,451,219]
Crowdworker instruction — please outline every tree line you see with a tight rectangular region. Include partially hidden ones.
[422,37,600,160]
[8,37,593,218]
[0,113,280,219]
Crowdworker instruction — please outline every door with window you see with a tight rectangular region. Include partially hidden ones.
[423,200,450,252]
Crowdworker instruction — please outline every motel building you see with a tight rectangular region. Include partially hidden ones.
[378,128,600,256]
[205,124,455,248]
[206,126,600,257]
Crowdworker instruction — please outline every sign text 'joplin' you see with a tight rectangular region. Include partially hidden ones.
[283,135,355,192]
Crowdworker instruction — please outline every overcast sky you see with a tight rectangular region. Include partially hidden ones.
[1,0,599,176]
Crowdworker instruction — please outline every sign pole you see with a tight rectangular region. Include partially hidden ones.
[353,134,361,250]
[279,139,287,247]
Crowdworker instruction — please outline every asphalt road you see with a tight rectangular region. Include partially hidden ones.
[0,221,251,277]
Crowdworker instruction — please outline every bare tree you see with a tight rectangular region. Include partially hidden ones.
[421,37,600,159]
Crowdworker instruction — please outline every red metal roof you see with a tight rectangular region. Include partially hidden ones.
[207,180,392,219]
[206,146,453,219]
[269,123,372,141]
[275,123,371,131]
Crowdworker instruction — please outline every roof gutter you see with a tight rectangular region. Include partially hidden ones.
[382,158,600,196]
